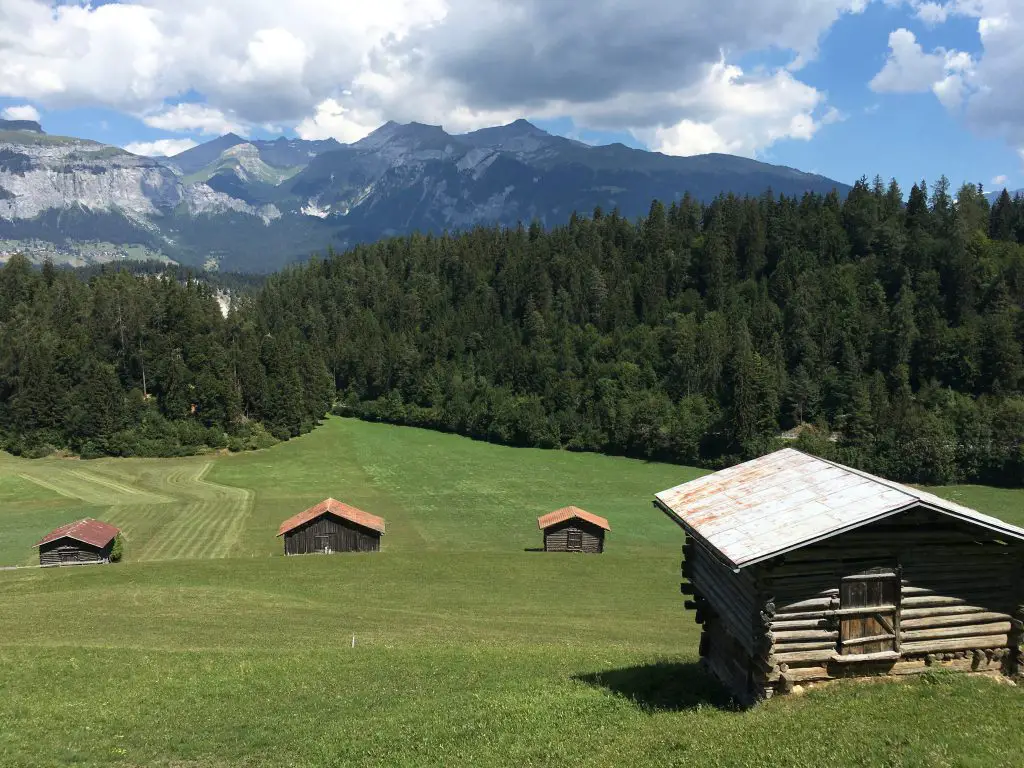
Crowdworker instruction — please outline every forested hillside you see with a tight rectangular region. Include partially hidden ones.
[2,176,1023,485]
[0,258,331,457]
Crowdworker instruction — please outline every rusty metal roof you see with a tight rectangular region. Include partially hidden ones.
[537,506,611,531]
[654,448,1024,570]
[36,518,119,549]
[277,498,385,536]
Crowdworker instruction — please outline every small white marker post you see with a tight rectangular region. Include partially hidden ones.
[352,634,356,648]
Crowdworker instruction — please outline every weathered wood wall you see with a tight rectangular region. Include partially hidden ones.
[543,520,604,553]
[682,506,1024,704]
[283,514,381,555]
[39,538,112,566]
[683,536,763,704]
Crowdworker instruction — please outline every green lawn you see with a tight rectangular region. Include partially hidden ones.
[0,418,1021,767]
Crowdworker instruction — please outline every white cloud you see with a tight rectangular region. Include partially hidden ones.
[870,28,954,93]
[295,98,379,143]
[870,26,980,113]
[914,2,950,23]
[123,138,198,157]
[618,60,835,157]
[633,61,831,157]
[0,0,868,156]
[142,103,247,136]
[874,2,1024,156]
[1,103,40,121]
[992,173,1008,186]
[822,106,848,124]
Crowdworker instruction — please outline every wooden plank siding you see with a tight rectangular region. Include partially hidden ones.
[283,514,381,555]
[681,506,1024,703]
[543,520,605,553]
[38,538,112,566]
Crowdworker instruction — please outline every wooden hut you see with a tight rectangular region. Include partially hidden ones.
[278,498,384,555]
[36,518,120,566]
[538,506,609,553]
[654,448,1024,705]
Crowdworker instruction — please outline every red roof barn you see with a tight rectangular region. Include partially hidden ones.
[36,518,120,566]
[278,498,384,555]
[538,506,610,553]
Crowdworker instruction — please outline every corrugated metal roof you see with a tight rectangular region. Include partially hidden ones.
[277,498,385,536]
[654,448,1024,570]
[36,518,119,549]
[537,506,611,531]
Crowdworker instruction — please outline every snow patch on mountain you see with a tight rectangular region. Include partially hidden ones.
[301,198,331,218]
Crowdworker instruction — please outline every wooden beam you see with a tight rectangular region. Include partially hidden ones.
[900,611,1011,630]
[772,628,838,643]
[901,605,987,620]
[901,622,1012,642]
[901,634,1011,654]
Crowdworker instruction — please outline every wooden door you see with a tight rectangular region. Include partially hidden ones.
[59,550,77,565]
[314,534,330,554]
[566,530,583,551]
[839,573,899,656]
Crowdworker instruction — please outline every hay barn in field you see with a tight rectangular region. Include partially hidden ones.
[538,506,609,553]
[278,498,384,555]
[654,448,1024,705]
[36,518,120,566]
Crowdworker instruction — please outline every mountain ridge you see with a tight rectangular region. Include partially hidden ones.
[0,119,850,272]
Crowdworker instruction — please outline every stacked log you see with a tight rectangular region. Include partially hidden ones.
[678,507,1024,700]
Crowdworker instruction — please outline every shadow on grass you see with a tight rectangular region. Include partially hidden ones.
[575,661,740,712]
[522,547,545,552]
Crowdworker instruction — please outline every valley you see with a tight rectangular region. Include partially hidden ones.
[0,418,1021,767]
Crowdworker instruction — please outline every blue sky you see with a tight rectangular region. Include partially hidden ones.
[1,0,1021,192]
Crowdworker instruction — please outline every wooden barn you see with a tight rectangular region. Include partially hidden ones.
[278,498,384,555]
[36,518,120,566]
[654,448,1024,705]
[538,506,610,553]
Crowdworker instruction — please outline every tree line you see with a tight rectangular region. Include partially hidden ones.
[0,259,330,457]
[1,176,1022,485]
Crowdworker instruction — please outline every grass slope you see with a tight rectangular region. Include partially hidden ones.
[0,417,1021,767]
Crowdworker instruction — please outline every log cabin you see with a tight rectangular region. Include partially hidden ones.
[653,448,1024,705]
[278,498,384,555]
[36,518,120,566]
[538,506,609,553]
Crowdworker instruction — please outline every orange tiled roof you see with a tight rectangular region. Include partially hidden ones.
[537,506,610,531]
[277,498,385,536]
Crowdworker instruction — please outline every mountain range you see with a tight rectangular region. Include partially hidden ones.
[986,188,1024,204]
[0,117,850,273]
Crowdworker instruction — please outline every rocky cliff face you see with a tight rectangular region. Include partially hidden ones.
[0,137,182,220]
[0,120,850,273]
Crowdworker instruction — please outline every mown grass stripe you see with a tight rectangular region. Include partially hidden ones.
[145,503,212,561]
[16,472,108,504]
[16,473,80,500]
[67,468,175,504]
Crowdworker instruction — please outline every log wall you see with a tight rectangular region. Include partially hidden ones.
[283,514,381,555]
[681,506,1024,703]
[543,520,604,553]
[38,538,112,566]
[682,536,764,705]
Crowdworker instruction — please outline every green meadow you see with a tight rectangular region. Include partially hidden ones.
[0,417,1021,767]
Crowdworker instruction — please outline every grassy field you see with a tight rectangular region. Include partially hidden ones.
[0,417,1021,767]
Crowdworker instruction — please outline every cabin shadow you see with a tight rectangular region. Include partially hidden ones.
[522,547,545,552]
[574,661,740,712]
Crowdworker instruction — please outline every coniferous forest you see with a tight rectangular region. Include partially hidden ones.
[1,176,1023,485]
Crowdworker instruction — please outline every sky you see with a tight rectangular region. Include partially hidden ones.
[1,0,1023,191]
